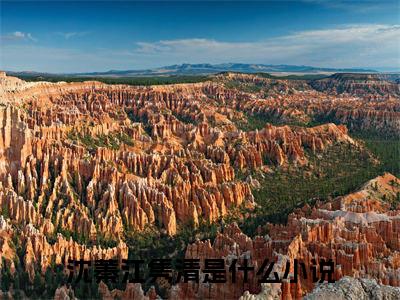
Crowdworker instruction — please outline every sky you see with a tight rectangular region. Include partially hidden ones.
[1,0,399,73]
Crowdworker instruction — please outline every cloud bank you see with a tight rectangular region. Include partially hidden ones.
[133,24,400,69]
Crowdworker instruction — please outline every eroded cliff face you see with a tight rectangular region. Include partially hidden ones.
[310,73,400,97]
[170,173,400,299]
[219,73,400,136]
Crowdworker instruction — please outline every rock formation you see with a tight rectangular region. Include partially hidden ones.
[310,73,400,97]
[170,173,400,299]
[219,72,400,136]
[0,72,397,299]
[304,276,400,300]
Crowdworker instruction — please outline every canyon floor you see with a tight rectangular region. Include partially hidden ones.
[0,71,399,299]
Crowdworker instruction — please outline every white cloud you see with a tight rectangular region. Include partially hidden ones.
[56,31,90,39]
[1,31,37,42]
[13,31,25,38]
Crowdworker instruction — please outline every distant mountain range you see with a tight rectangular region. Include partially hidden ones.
[7,63,378,77]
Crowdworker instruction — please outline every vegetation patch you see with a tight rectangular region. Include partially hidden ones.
[67,131,134,152]
[223,80,263,93]
[15,75,210,86]
[230,142,387,236]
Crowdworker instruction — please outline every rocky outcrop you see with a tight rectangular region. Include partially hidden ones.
[97,281,159,300]
[54,285,77,300]
[304,276,400,300]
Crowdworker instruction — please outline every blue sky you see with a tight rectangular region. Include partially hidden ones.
[1,1,399,72]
